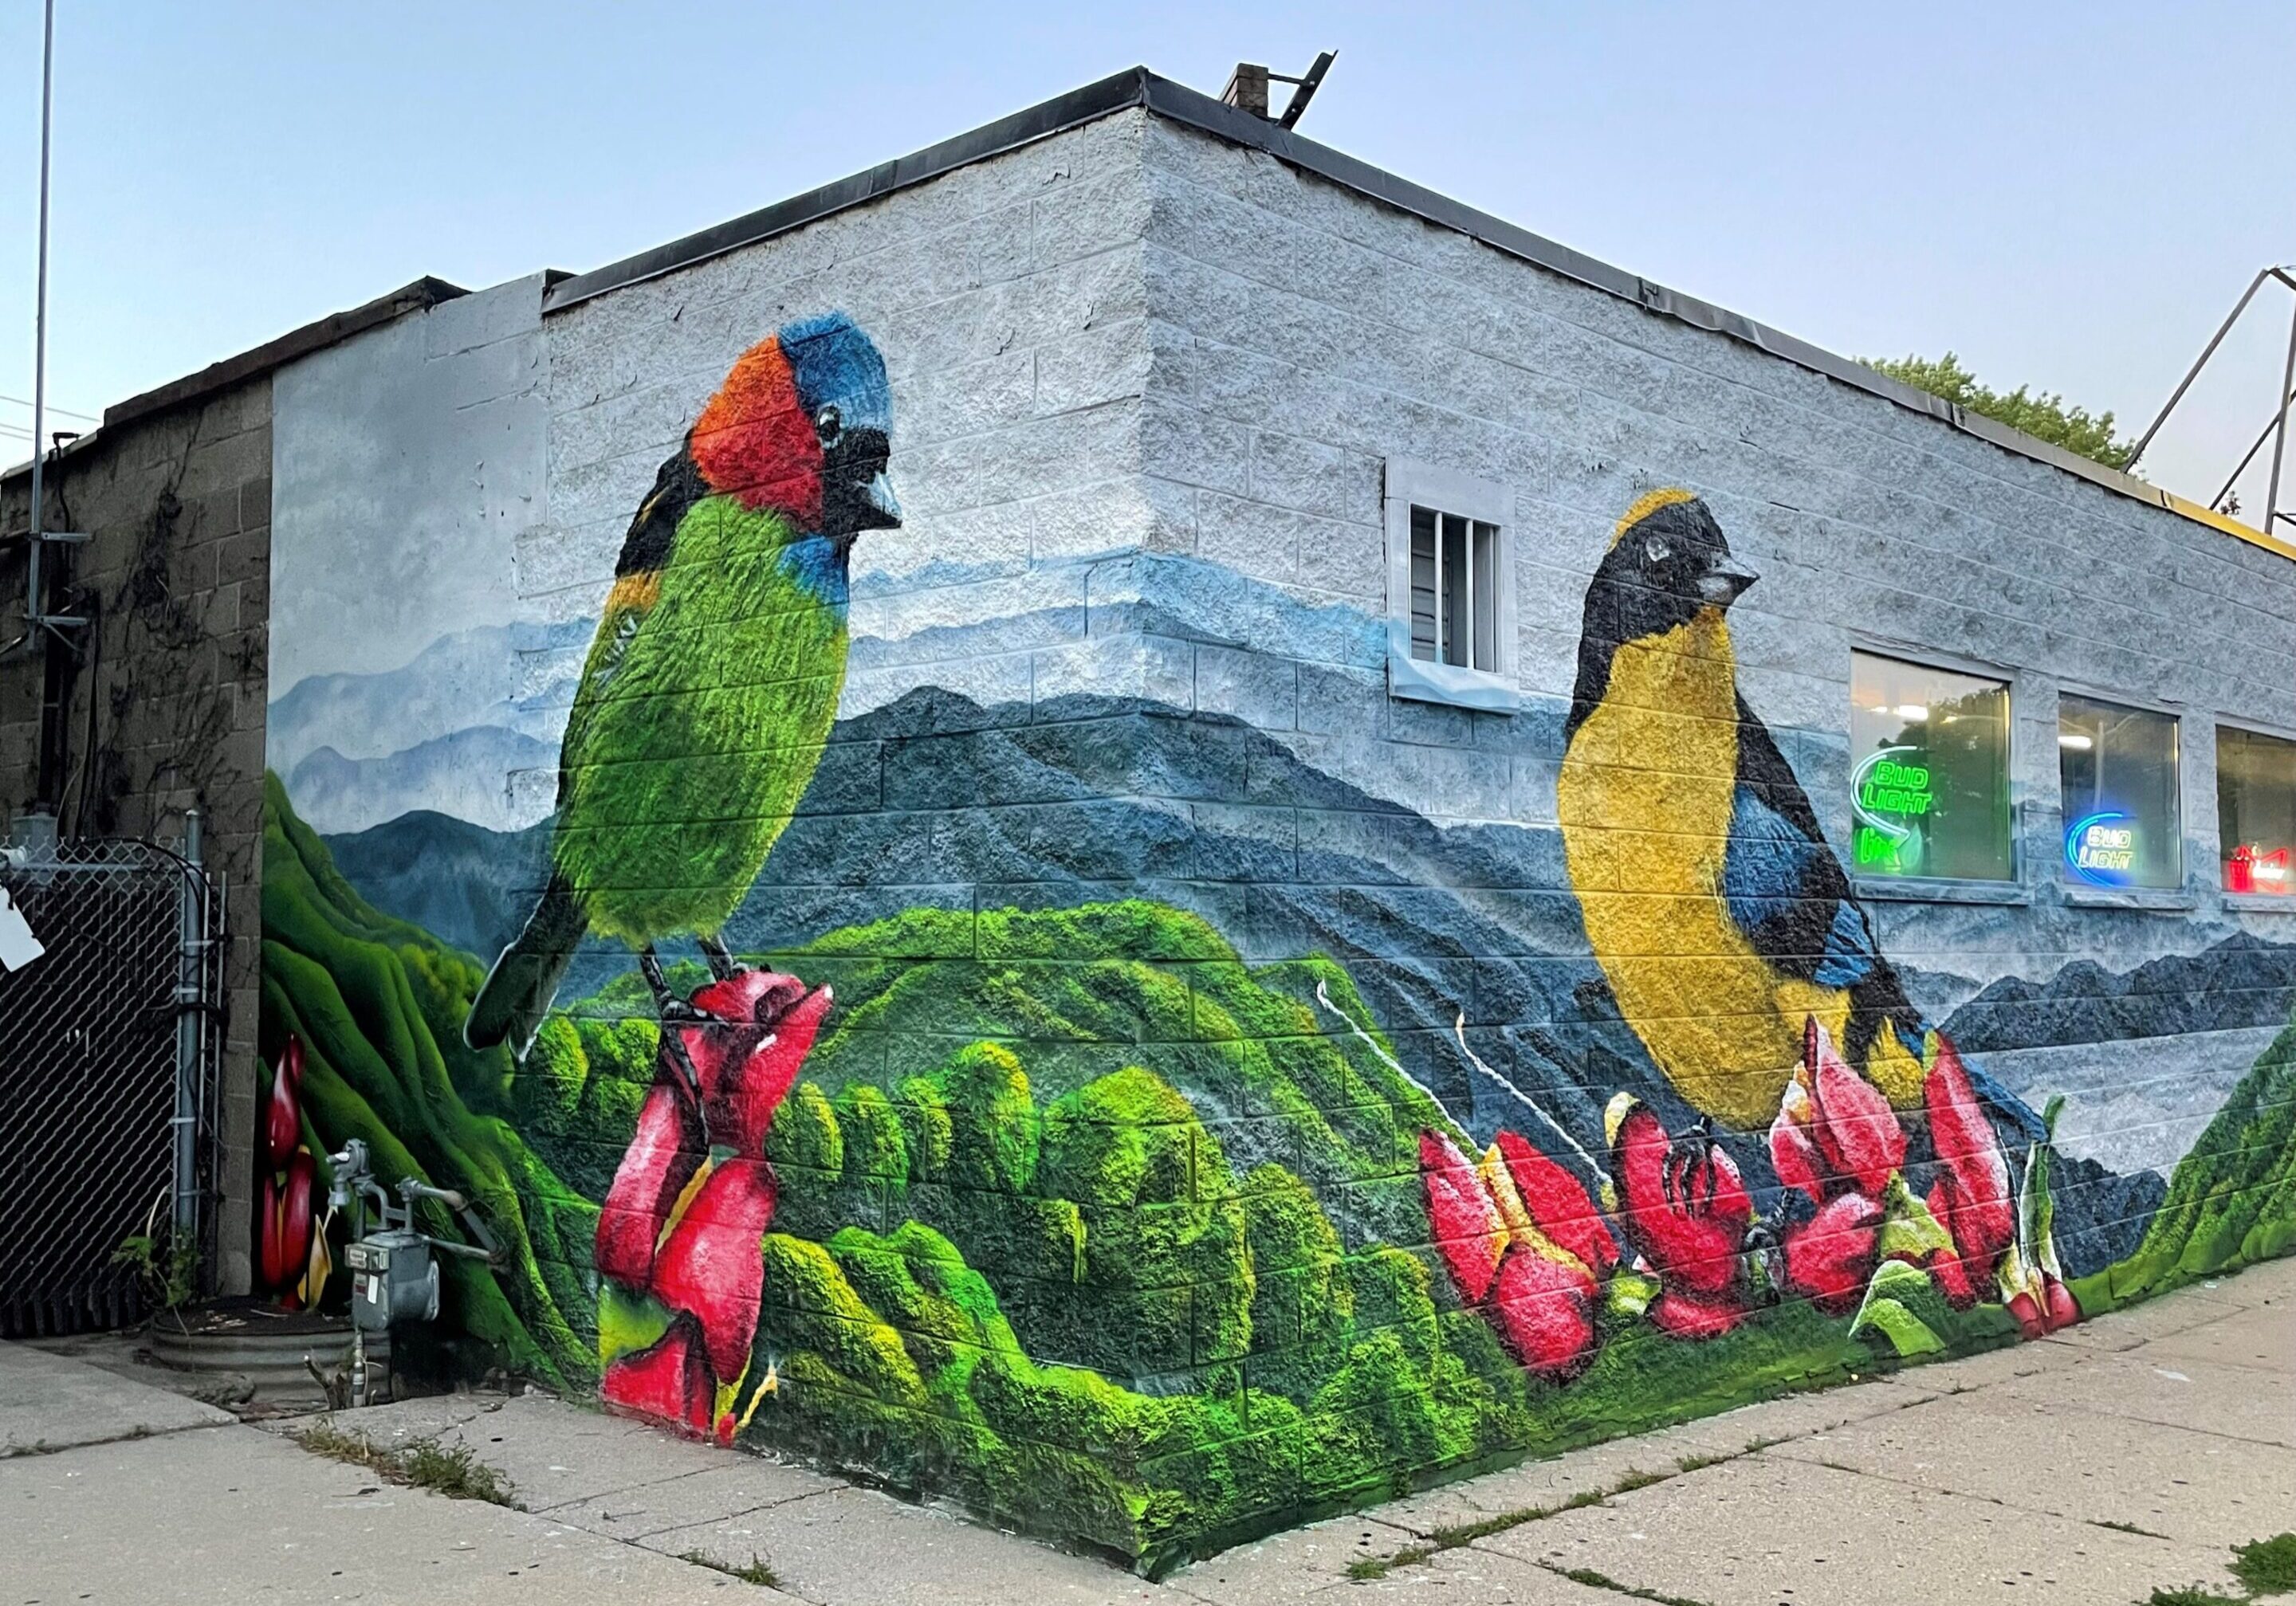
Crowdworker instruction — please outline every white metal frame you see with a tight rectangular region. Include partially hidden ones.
[1382,457,1517,713]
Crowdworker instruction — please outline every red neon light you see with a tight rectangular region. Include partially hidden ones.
[2230,844,2291,894]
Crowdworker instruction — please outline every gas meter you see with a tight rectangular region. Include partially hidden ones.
[344,1230,440,1331]
[324,1140,502,1403]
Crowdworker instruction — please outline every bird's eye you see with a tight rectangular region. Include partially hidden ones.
[815,404,842,445]
[1644,536,1671,564]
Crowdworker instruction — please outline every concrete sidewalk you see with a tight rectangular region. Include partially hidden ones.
[3,1259,2289,1605]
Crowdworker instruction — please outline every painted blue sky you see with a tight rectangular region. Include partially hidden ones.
[3,2,2292,513]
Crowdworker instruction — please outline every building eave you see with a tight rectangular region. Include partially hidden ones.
[541,65,2286,561]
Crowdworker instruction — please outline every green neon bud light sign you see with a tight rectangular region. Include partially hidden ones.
[1852,744,1932,870]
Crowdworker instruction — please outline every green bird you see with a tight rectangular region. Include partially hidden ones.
[465,312,899,1060]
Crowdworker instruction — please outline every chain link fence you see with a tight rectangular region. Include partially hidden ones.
[0,832,225,1337]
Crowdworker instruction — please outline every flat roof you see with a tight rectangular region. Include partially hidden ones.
[544,65,2288,563]
[2,277,464,491]
[10,69,2280,561]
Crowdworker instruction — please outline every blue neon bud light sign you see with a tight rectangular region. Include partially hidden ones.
[2066,811,2137,885]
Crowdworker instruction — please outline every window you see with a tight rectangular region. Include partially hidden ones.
[1409,507,1500,672]
[1850,652,2014,882]
[1385,458,1515,711]
[2058,695,2180,889]
[2217,724,2296,895]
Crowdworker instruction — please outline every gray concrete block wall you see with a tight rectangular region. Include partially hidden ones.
[0,377,274,1298]
[1135,113,2296,985]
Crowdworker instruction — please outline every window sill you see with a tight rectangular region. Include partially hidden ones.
[2222,892,2296,913]
[2062,885,2197,913]
[1853,877,2030,907]
[1386,646,1517,714]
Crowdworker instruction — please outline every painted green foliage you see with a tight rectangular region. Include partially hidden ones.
[2092,1020,2296,1306]
[259,775,596,1386]
[261,775,2296,1569]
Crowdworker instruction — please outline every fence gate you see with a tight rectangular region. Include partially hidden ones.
[0,830,225,1337]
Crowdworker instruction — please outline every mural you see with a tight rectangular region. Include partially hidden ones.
[255,1036,328,1308]
[260,307,2296,1573]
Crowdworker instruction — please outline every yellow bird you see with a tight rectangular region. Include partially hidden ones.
[1557,490,1929,1130]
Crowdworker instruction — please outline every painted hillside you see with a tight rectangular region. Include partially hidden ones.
[260,774,2296,1567]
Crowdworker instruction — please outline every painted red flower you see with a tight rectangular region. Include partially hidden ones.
[1421,1128,1615,1381]
[258,1037,320,1309]
[1772,1018,1905,1205]
[600,967,829,1444]
[264,1035,305,1169]
[1769,1019,1908,1314]
[1606,1094,1753,1338]
[1921,1031,2015,1310]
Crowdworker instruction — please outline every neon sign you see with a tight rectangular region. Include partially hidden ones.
[1852,745,1931,870]
[2228,844,2290,894]
[2065,811,2137,885]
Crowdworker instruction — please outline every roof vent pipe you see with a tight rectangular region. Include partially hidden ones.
[1221,52,1335,129]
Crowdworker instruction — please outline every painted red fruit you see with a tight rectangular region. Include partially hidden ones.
[596,1080,706,1290]
[1780,1192,1883,1314]
[1485,1239,1600,1383]
[1421,1130,1505,1305]
[264,1037,305,1169]
[1921,1032,2015,1310]
[1609,1096,1753,1337]
[648,1158,778,1386]
[602,1316,714,1437]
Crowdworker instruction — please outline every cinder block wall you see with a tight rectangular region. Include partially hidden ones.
[246,96,2296,1572]
[0,380,273,1296]
[1137,110,2296,1035]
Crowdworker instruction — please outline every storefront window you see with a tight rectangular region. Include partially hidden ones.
[1850,653,2014,882]
[2058,695,2180,889]
[2218,725,2296,895]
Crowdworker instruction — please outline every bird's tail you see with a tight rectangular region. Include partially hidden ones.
[463,874,587,1061]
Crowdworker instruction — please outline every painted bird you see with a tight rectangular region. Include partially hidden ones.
[1557,489,2038,1138]
[465,313,899,1060]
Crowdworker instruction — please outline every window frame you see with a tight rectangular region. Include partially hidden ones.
[1845,643,2022,889]
[2213,717,2296,901]
[1383,457,1517,713]
[2055,685,2185,893]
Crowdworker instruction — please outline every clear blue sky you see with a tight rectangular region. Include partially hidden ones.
[4,2,2291,513]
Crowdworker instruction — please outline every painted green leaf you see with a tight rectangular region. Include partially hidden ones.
[1854,1297,1946,1357]
[1877,1173,1952,1262]
[1850,1262,1946,1357]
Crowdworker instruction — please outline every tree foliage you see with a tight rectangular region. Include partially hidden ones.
[1866,351,2139,473]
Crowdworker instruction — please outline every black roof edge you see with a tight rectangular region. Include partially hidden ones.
[5,275,468,493]
[104,276,468,431]
[540,65,2282,556]
[543,67,1152,314]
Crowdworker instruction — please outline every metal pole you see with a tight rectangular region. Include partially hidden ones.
[172,809,203,1237]
[23,0,56,657]
[2124,267,2271,474]
[2209,385,2296,512]
[2268,295,2296,535]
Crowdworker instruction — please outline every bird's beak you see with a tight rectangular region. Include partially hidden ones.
[861,468,901,530]
[1698,552,1757,606]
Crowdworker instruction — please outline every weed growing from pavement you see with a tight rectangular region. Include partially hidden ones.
[2092,1518,2171,1538]
[1550,1564,1713,1606]
[2142,1532,2296,1606]
[293,1421,516,1507]
[1343,1439,1775,1582]
[682,1551,781,1587]
[2232,1534,2296,1596]
[399,1439,515,1505]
